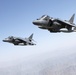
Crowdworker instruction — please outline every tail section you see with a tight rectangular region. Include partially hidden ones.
[69,14,75,24]
[28,33,33,41]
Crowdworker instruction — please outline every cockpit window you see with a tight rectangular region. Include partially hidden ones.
[37,15,50,20]
[37,15,45,20]
[43,15,50,20]
[40,15,45,18]
[8,36,13,39]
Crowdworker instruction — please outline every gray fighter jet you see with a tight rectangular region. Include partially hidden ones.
[3,34,36,46]
[33,14,76,33]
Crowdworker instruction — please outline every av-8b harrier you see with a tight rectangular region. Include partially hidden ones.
[3,34,36,46]
[33,14,76,33]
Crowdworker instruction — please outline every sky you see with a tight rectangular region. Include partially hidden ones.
[0,0,76,65]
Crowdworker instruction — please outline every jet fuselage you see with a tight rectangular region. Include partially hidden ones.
[33,14,76,33]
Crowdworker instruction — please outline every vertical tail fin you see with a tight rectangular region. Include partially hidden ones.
[69,14,75,24]
[28,33,33,41]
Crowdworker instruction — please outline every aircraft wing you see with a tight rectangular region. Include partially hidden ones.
[16,38,27,43]
[17,38,36,45]
[55,19,76,27]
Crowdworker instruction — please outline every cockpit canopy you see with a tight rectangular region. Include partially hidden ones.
[37,15,50,20]
[8,36,14,39]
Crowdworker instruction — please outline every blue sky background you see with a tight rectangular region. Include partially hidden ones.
[0,0,76,64]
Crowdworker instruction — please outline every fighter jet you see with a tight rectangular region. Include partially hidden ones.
[33,14,76,33]
[3,34,36,46]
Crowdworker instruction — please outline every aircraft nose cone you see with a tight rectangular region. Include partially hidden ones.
[32,20,37,25]
[32,20,40,25]
[3,38,9,42]
[3,39,6,42]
